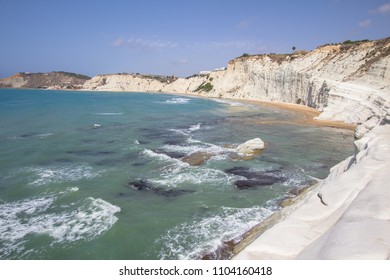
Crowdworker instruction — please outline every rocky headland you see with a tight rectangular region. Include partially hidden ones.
[2,37,390,259]
[0,71,91,90]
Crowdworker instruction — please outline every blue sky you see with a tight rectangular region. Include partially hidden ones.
[1,0,389,78]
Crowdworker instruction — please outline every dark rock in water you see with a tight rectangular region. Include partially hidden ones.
[153,188,195,197]
[153,149,187,159]
[163,139,183,146]
[128,180,195,197]
[234,178,280,189]
[226,166,286,189]
[128,179,154,191]
[19,132,40,138]
[181,151,215,166]
[225,167,256,179]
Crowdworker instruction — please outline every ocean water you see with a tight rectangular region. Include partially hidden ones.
[0,89,354,259]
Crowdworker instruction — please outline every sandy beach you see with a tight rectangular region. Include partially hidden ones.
[240,98,357,130]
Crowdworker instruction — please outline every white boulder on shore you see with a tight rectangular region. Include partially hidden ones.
[236,138,265,154]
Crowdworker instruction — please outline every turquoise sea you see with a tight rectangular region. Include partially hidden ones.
[0,89,354,259]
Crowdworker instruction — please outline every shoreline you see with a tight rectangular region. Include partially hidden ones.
[233,123,390,260]
[166,89,358,131]
[235,98,357,131]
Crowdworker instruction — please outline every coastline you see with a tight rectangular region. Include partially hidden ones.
[179,94,388,260]
[4,88,387,259]
[175,93,360,260]
[233,123,390,260]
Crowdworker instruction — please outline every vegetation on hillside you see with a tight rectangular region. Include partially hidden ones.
[53,71,91,80]
[195,81,213,92]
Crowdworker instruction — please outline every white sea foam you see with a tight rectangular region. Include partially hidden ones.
[36,133,54,138]
[25,164,103,186]
[0,189,120,258]
[94,112,124,116]
[142,149,178,162]
[150,168,234,188]
[165,98,190,104]
[214,99,245,107]
[168,123,201,136]
[142,149,189,174]
[163,140,233,157]
[157,206,275,259]
[281,167,319,188]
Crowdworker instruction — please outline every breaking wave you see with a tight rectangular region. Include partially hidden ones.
[93,112,124,116]
[157,205,276,260]
[165,97,191,104]
[0,188,120,259]
[21,164,104,187]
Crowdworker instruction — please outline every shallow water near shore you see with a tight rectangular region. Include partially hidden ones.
[0,89,354,259]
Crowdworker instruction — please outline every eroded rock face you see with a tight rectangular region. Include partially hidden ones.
[236,138,265,155]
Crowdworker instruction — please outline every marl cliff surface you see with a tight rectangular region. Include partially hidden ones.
[83,38,390,136]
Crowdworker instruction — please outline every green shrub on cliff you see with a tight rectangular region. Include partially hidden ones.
[195,82,213,92]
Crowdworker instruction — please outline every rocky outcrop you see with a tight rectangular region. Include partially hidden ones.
[0,71,91,89]
[181,151,215,166]
[83,37,390,136]
[236,138,265,155]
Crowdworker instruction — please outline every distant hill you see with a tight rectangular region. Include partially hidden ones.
[0,71,91,90]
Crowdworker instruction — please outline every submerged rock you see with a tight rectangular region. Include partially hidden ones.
[236,138,265,155]
[153,149,187,159]
[129,179,154,191]
[226,166,285,189]
[181,151,215,166]
[127,180,195,197]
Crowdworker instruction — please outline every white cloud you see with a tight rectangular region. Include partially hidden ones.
[126,37,178,51]
[358,19,372,28]
[370,2,390,14]
[238,18,253,29]
[192,39,264,51]
[377,3,390,14]
[112,36,178,51]
[112,37,125,47]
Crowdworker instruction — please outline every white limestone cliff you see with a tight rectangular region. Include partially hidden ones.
[84,38,390,136]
